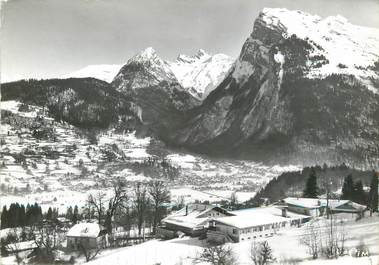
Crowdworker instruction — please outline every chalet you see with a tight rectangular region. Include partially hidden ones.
[207,206,309,243]
[283,197,367,217]
[66,223,108,250]
[157,204,234,239]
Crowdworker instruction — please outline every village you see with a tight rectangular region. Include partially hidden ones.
[1,171,377,265]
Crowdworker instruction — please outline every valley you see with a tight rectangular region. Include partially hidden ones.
[0,100,298,211]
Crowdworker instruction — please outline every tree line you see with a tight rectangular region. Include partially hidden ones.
[251,163,377,208]
[1,203,43,229]
[302,168,378,211]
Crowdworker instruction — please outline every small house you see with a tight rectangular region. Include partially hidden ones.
[66,223,108,250]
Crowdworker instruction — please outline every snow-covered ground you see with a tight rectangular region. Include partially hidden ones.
[80,215,379,265]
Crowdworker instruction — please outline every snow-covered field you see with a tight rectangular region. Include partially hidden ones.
[80,215,379,265]
[0,100,300,211]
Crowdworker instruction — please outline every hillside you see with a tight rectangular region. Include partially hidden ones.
[1,78,138,129]
[250,164,376,205]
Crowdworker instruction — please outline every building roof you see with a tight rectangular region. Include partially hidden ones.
[284,197,351,208]
[162,204,233,229]
[214,212,288,229]
[232,206,308,219]
[213,206,309,229]
[283,197,366,212]
[66,223,105,238]
[6,240,37,252]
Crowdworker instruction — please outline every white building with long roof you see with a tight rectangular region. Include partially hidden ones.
[207,206,309,243]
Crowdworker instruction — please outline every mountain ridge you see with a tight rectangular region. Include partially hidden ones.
[169,8,379,168]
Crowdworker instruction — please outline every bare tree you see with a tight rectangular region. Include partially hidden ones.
[194,244,237,265]
[148,180,170,234]
[87,191,106,225]
[336,220,347,256]
[321,218,348,258]
[250,240,275,265]
[33,223,63,263]
[87,182,128,234]
[104,181,129,234]
[133,182,150,236]
[299,221,322,259]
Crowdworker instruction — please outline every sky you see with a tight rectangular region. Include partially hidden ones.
[1,0,379,82]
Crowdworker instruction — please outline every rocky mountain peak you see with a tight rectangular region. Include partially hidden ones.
[112,47,177,94]
[171,8,379,168]
[253,8,379,93]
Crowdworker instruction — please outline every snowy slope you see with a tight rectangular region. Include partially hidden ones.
[62,64,122,83]
[260,8,379,93]
[169,50,234,100]
[85,216,379,265]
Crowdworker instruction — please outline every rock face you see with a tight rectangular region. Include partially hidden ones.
[171,8,379,168]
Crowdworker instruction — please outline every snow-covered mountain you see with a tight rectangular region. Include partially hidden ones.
[62,64,122,83]
[62,48,234,100]
[171,8,379,167]
[168,50,234,100]
[233,8,379,93]
[112,47,178,93]
[111,47,200,135]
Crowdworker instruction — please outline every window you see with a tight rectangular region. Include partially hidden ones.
[232,229,237,234]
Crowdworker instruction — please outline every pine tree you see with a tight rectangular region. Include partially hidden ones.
[66,206,73,220]
[46,207,53,220]
[341,174,354,200]
[353,180,365,204]
[19,204,26,226]
[303,168,319,198]
[1,206,8,229]
[25,204,31,225]
[368,172,378,212]
[73,205,79,224]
